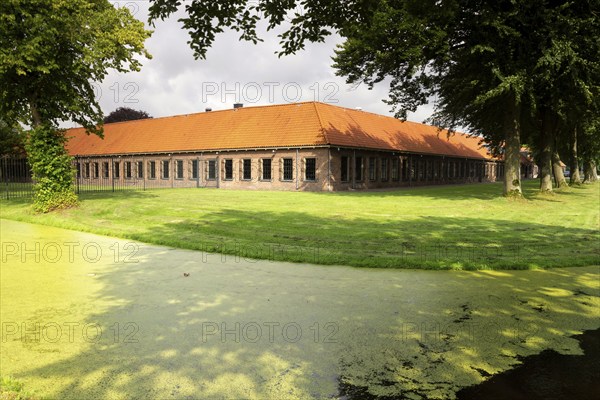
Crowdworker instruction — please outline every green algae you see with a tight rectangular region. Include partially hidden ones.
[1,219,599,399]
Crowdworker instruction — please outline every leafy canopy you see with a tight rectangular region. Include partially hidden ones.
[0,0,152,133]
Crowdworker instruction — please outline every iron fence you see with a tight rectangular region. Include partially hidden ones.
[0,156,33,199]
[1,155,194,199]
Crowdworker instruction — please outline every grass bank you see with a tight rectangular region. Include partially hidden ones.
[1,181,598,269]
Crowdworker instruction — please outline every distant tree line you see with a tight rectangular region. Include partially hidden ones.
[103,107,152,124]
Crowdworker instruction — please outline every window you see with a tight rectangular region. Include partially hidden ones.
[427,160,433,180]
[381,158,389,181]
[114,162,120,179]
[243,159,252,180]
[93,162,99,179]
[125,161,132,179]
[149,161,156,179]
[305,158,316,181]
[341,156,349,182]
[418,160,425,181]
[174,160,183,179]
[75,162,81,178]
[137,161,143,179]
[84,162,90,178]
[401,158,408,181]
[207,159,216,180]
[191,160,199,180]
[392,158,399,181]
[282,158,293,181]
[355,156,363,181]
[262,159,272,180]
[162,160,169,179]
[368,157,376,181]
[224,159,233,180]
[102,162,109,178]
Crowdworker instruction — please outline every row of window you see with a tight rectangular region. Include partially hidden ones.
[76,156,500,183]
[340,156,498,182]
[76,158,317,182]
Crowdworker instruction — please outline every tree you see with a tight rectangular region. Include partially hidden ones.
[104,107,152,124]
[334,0,600,195]
[148,0,372,59]
[148,0,599,197]
[580,113,600,183]
[1,0,151,211]
[0,118,25,156]
[333,1,533,196]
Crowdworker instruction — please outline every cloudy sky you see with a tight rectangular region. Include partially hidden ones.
[74,1,435,128]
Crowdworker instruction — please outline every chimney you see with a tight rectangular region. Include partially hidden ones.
[205,107,212,112]
[233,103,244,109]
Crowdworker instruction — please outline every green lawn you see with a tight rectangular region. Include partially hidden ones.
[1,181,598,269]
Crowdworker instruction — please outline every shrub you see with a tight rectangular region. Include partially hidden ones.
[25,124,78,213]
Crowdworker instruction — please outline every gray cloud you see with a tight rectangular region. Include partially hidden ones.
[66,2,435,127]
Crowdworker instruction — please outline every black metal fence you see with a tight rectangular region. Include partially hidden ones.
[1,155,191,199]
[0,156,33,199]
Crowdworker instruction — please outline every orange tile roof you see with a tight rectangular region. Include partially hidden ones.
[66,102,494,160]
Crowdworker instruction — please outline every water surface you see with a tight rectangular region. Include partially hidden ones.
[1,219,598,399]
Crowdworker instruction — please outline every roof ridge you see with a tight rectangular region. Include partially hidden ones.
[94,101,322,128]
[312,102,329,145]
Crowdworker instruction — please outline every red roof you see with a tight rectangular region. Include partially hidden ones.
[66,102,494,159]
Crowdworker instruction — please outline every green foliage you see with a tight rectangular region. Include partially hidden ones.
[0,118,25,156]
[24,125,78,213]
[104,107,152,124]
[1,0,152,211]
[148,0,373,59]
[0,0,152,133]
[0,376,38,400]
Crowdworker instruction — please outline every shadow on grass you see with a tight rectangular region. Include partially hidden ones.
[138,208,600,269]
[8,227,599,399]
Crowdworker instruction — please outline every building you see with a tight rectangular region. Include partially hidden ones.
[66,102,504,191]
[520,147,538,179]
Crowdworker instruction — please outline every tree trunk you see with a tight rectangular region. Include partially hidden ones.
[30,98,43,128]
[552,151,567,188]
[539,112,553,192]
[503,101,522,197]
[583,160,598,183]
[570,127,581,185]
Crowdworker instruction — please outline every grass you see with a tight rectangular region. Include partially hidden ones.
[0,180,598,269]
[0,377,38,400]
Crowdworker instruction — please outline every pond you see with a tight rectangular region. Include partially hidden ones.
[1,219,598,399]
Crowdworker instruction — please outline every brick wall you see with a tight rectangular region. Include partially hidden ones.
[74,147,502,192]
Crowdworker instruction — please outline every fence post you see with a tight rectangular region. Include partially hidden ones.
[112,158,115,193]
[3,158,8,200]
[76,158,80,194]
